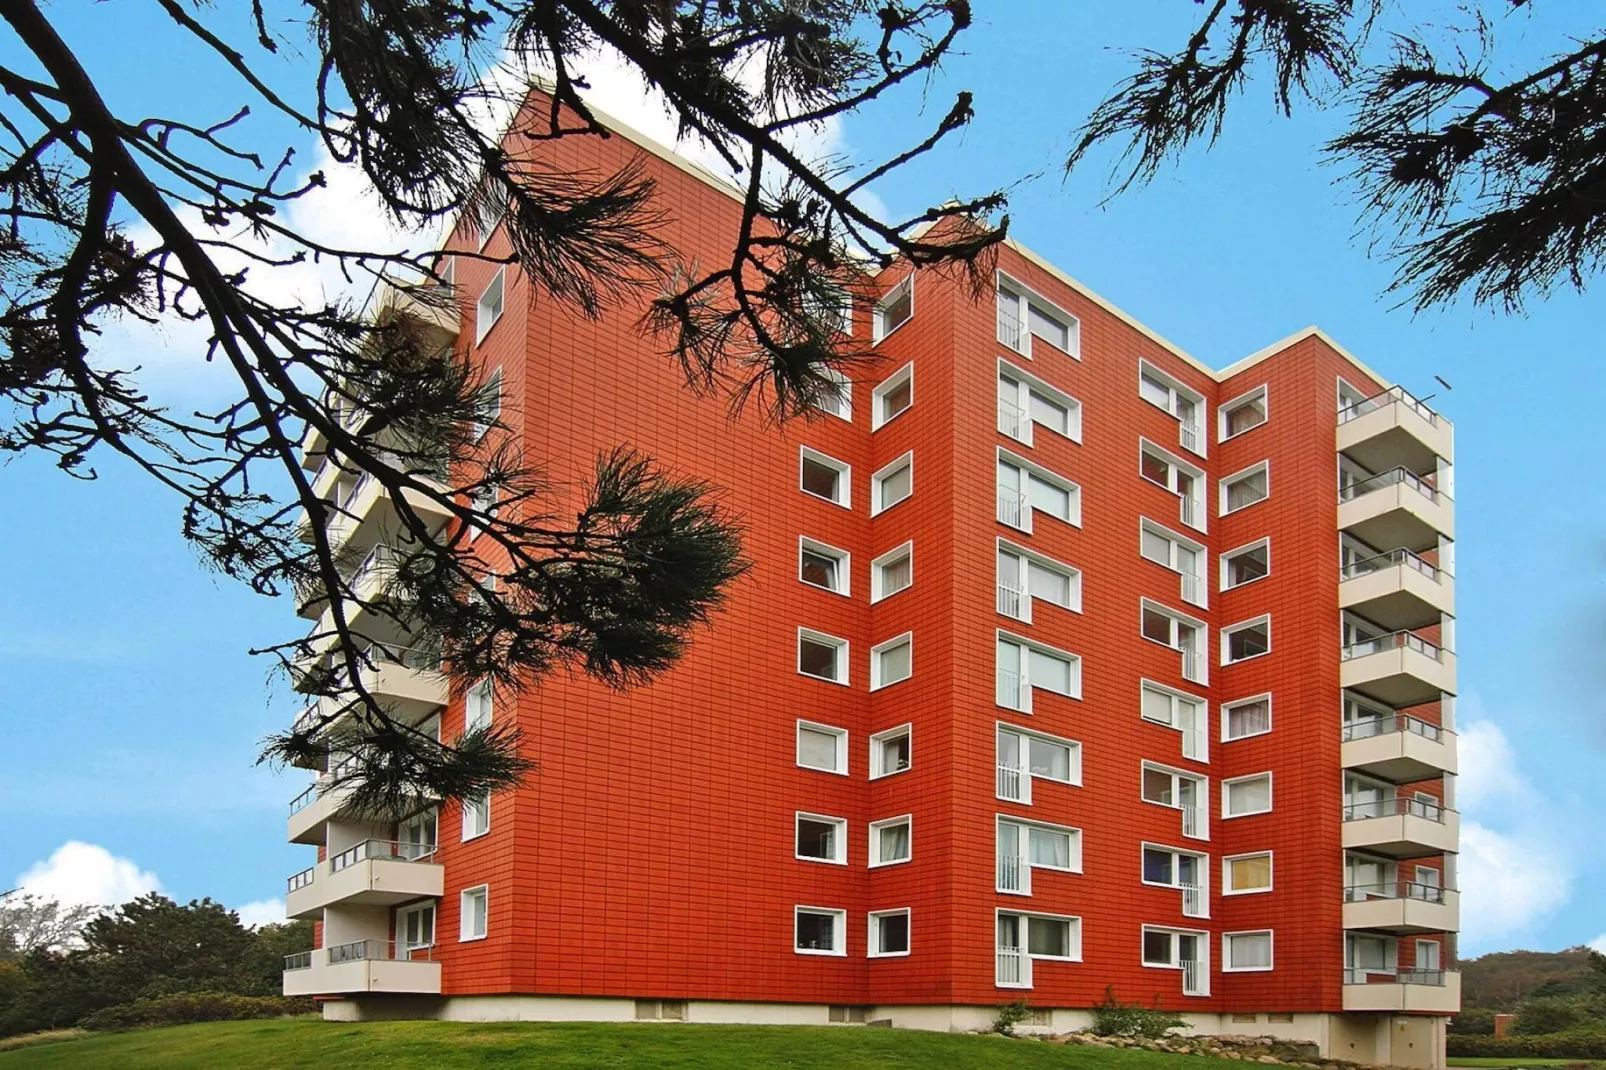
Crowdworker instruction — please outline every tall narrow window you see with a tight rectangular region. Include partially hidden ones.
[460,885,488,941]
[464,678,493,733]
[873,275,913,342]
[1221,463,1270,513]
[870,634,913,690]
[871,543,913,601]
[474,267,505,345]
[872,365,914,428]
[872,454,913,514]
[462,791,490,840]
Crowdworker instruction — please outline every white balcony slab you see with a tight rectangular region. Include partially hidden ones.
[1342,809,1459,858]
[1343,891,1459,934]
[1338,483,1453,552]
[1341,644,1457,706]
[283,957,441,997]
[286,857,443,919]
[1339,562,1454,633]
[1342,727,1458,782]
[1337,395,1453,472]
[1342,970,1460,1014]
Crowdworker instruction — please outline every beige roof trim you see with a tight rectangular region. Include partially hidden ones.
[1216,325,1393,388]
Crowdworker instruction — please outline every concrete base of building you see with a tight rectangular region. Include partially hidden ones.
[319,995,1448,1069]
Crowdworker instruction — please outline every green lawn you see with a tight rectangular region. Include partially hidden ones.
[0,1018,1208,1069]
[1449,1061,1601,1068]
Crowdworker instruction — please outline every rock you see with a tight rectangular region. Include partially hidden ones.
[1257,1057,1283,1065]
[1224,1052,1243,1060]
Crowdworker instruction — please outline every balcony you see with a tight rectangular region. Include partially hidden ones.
[1342,968,1461,1014]
[998,762,1030,805]
[996,944,1031,989]
[1338,468,1453,551]
[1342,630,1455,706]
[1339,550,1454,632]
[283,939,441,997]
[287,778,354,844]
[374,280,460,353]
[997,852,1029,895]
[295,643,448,742]
[1343,882,1460,934]
[285,839,443,919]
[998,487,1027,530]
[1342,714,1457,781]
[998,396,1025,442]
[1337,387,1452,473]
[1342,796,1459,858]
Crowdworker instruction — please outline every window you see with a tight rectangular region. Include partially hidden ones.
[1140,441,1206,530]
[469,367,503,440]
[799,447,850,507]
[1222,617,1271,664]
[399,902,435,950]
[871,453,913,514]
[869,725,911,778]
[635,999,688,1021]
[796,721,848,774]
[1224,853,1273,895]
[464,678,493,734]
[1138,361,1206,455]
[459,885,489,941]
[798,538,849,595]
[1142,763,1208,839]
[1224,773,1273,818]
[868,910,910,957]
[997,817,1082,893]
[869,815,912,866]
[997,362,1083,445]
[997,450,1082,531]
[795,907,846,955]
[871,543,913,601]
[1222,540,1269,589]
[1338,378,1370,414]
[474,268,506,345]
[796,812,848,864]
[1220,386,1268,440]
[1347,933,1394,975]
[814,368,852,421]
[474,179,507,248]
[1222,695,1272,741]
[1142,845,1208,917]
[1140,520,1206,607]
[873,275,913,342]
[996,277,1080,358]
[870,633,912,690]
[1140,600,1207,685]
[997,911,1083,969]
[996,634,1082,712]
[1140,682,1207,762]
[1223,931,1273,972]
[872,364,913,429]
[1416,939,1441,971]
[398,809,439,861]
[798,629,848,684]
[1221,462,1269,514]
[996,541,1082,622]
[461,790,490,840]
[1025,915,1078,958]
[997,725,1082,802]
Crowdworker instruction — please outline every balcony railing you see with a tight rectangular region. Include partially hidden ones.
[1180,571,1204,606]
[996,668,1025,711]
[1343,796,1447,823]
[1340,547,1443,583]
[284,950,313,971]
[1342,712,1445,744]
[1181,804,1203,838]
[1344,881,1448,904]
[1338,385,1441,427]
[1180,723,1205,762]
[287,867,315,894]
[1181,648,1206,684]
[1181,882,1205,918]
[1182,959,1205,996]
[288,784,318,816]
[351,543,400,593]
[997,300,1023,352]
[997,852,1028,894]
[285,939,436,971]
[1179,421,1201,454]
[1344,968,1447,986]
[363,639,443,672]
[1342,630,1445,663]
[997,488,1027,528]
[1179,494,1199,529]
[998,396,1025,440]
[329,838,439,873]
[997,762,1029,804]
[996,944,1030,988]
[1339,466,1444,505]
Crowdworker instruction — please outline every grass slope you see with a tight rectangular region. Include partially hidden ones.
[0,1018,1210,1069]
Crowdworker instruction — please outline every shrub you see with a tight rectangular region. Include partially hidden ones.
[1446,1031,1606,1060]
[993,999,1030,1035]
[78,992,316,1032]
[1091,986,1188,1039]
[1514,996,1605,1035]
[1447,1007,1497,1035]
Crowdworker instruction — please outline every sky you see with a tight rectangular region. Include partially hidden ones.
[1,2,1602,957]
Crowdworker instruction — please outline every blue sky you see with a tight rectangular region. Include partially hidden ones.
[1,2,1602,955]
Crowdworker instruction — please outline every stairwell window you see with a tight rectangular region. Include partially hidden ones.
[870,633,913,690]
[871,543,913,602]
[872,364,914,429]
[1223,931,1273,972]
[1138,361,1206,456]
[997,449,1082,532]
[1140,520,1207,608]
[460,885,488,941]
[798,538,850,596]
[873,275,913,343]
[998,361,1083,445]
[1223,773,1273,818]
[464,678,493,734]
[1140,682,1207,763]
[1221,462,1270,514]
[1222,695,1272,741]
[1221,540,1270,589]
[1140,442,1206,532]
[997,540,1082,622]
[869,724,912,778]
[798,629,849,684]
[399,902,435,951]
[799,447,851,507]
[869,815,912,866]
[796,812,848,864]
[1224,853,1273,895]
[996,633,1082,713]
[797,720,848,774]
[1222,616,1271,665]
[871,453,913,515]
[461,791,490,840]
[1140,599,1208,685]
[795,907,847,955]
[474,268,505,345]
[996,275,1080,359]
[471,367,503,440]
[814,368,852,421]
[868,910,911,957]
[1219,386,1268,440]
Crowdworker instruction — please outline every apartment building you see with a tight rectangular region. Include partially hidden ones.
[280,91,1461,1069]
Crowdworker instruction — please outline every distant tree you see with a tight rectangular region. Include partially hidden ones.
[1513,994,1606,1035]
[247,920,316,993]
[78,895,264,1002]
[1068,1,1606,312]
[0,2,1006,814]
[1448,1007,1497,1036]
[0,891,97,961]
[1458,947,1602,1011]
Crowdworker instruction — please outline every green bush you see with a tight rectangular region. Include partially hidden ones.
[78,992,316,1032]
[1446,1031,1606,1060]
[1514,996,1606,1035]
[1448,1007,1497,1035]
[992,999,1030,1035]
[1090,986,1187,1039]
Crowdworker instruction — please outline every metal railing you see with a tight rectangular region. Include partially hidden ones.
[1179,421,1201,454]
[1343,968,1447,986]
[997,580,1026,620]
[1343,796,1448,823]
[288,783,318,816]
[1339,466,1445,505]
[1181,959,1205,996]
[1179,494,1199,528]
[997,488,1027,528]
[996,668,1026,711]
[997,852,1029,894]
[1342,712,1445,744]
[1338,385,1441,427]
[1399,969,1448,986]
[1180,571,1204,606]
[1340,547,1444,583]
[351,543,400,593]
[1180,723,1205,762]
[1181,648,1206,684]
[1342,629,1445,662]
[323,939,435,965]
[284,950,313,971]
[1181,804,1204,839]
[292,703,321,736]
[1344,881,1448,904]
[997,300,1023,352]
[998,396,1025,440]
[363,639,443,673]
[287,867,315,893]
[1181,882,1205,918]
[329,838,439,873]
[997,762,1030,804]
[996,945,1031,988]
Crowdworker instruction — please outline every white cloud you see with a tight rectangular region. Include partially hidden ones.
[1457,719,1535,814]
[1458,823,1572,950]
[1589,934,1606,954]
[15,841,161,908]
[235,898,286,929]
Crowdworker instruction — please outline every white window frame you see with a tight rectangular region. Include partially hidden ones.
[1140,841,1211,918]
[461,790,490,841]
[1140,518,1208,608]
[870,542,913,603]
[872,274,913,344]
[1220,461,1271,515]
[997,815,1084,884]
[799,446,851,509]
[798,536,851,597]
[868,909,911,958]
[1219,385,1269,442]
[996,538,1083,623]
[872,363,914,430]
[996,908,1085,974]
[869,632,913,691]
[398,901,436,951]
[870,452,913,516]
[1139,680,1208,763]
[1220,538,1271,591]
[470,366,503,441]
[996,721,1084,803]
[997,447,1082,533]
[1223,930,1274,973]
[1415,938,1441,971]
[474,178,507,250]
[474,267,506,346]
[868,814,913,868]
[869,724,912,779]
[997,359,1084,446]
[1337,376,1370,414]
[996,630,1083,713]
[1139,439,1207,533]
[1222,851,1274,896]
[796,719,849,776]
[814,367,852,422]
[459,884,489,941]
[1222,693,1273,742]
[1222,772,1274,819]
[794,906,848,957]
[1139,598,1209,686]
[797,627,850,685]
[1138,360,1206,457]
[464,677,493,734]
[1140,925,1212,995]
[795,811,849,865]
[996,271,1082,360]
[1140,760,1210,840]
[1221,615,1272,666]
